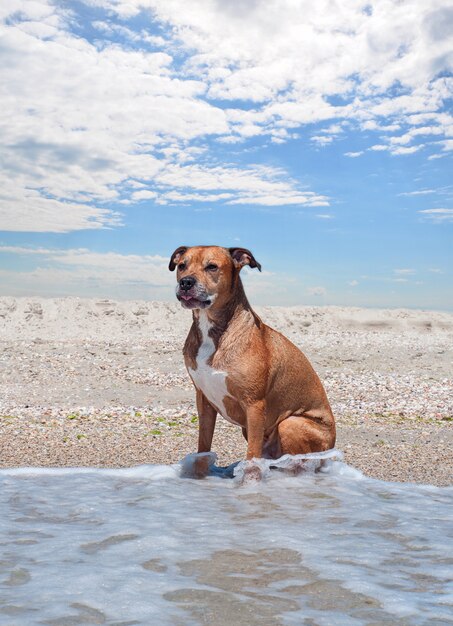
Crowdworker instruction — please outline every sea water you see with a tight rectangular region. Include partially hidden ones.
[0,452,452,626]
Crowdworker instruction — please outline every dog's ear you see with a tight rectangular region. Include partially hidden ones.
[228,247,262,272]
[169,246,188,271]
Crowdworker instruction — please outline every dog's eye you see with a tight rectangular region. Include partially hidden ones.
[178,262,186,270]
[205,263,218,271]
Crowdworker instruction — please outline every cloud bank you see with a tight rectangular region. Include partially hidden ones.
[1,0,451,232]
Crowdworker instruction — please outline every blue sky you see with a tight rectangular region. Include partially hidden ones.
[0,0,452,309]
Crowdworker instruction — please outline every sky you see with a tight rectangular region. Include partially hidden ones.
[0,0,452,309]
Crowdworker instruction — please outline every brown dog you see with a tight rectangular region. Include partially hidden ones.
[169,245,336,477]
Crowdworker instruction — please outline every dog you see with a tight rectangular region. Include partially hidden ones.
[169,245,336,478]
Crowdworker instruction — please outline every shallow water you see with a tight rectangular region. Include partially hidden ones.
[0,453,452,626]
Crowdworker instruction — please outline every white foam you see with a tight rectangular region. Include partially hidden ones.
[0,456,451,625]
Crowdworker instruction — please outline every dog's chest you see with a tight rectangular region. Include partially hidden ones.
[188,316,239,426]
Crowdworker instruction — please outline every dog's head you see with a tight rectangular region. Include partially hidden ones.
[169,245,261,310]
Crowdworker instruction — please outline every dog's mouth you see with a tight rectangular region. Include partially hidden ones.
[177,293,212,309]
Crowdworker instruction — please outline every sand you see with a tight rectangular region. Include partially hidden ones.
[0,296,452,485]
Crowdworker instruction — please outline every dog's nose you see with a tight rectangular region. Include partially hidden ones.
[179,276,196,291]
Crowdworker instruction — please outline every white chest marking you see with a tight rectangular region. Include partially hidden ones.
[188,312,240,426]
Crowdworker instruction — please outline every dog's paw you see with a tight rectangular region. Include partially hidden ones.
[280,459,308,476]
[234,458,268,484]
[242,464,263,483]
[192,455,211,479]
[179,452,217,479]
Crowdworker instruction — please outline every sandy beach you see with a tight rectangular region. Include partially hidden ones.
[0,296,452,485]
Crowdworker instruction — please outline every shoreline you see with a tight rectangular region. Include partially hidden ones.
[0,407,451,486]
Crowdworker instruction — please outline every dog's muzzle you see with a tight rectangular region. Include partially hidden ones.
[176,277,212,309]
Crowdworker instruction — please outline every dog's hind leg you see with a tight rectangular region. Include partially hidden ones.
[277,415,335,456]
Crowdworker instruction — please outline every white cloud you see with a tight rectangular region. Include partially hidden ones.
[0,4,230,231]
[228,194,328,207]
[348,280,359,287]
[142,0,452,145]
[389,126,444,146]
[362,121,401,132]
[391,145,423,155]
[0,246,173,298]
[441,139,453,151]
[0,185,122,233]
[428,153,449,160]
[393,268,416,275]
[344,151,363,158]
[158,191,233,203]
[154,163,329,207]
[418,208,453,222]
[130,190,159,201]
[311,135,334,146]
[398,189,436,196]
[1,0,452,231]
[0,0,330,231]
[0,246,169,280]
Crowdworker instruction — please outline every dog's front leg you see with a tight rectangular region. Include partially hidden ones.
[240,401,266,482]
[190,389,217,478]
[245,400,266,459]
[197,388,217,453]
